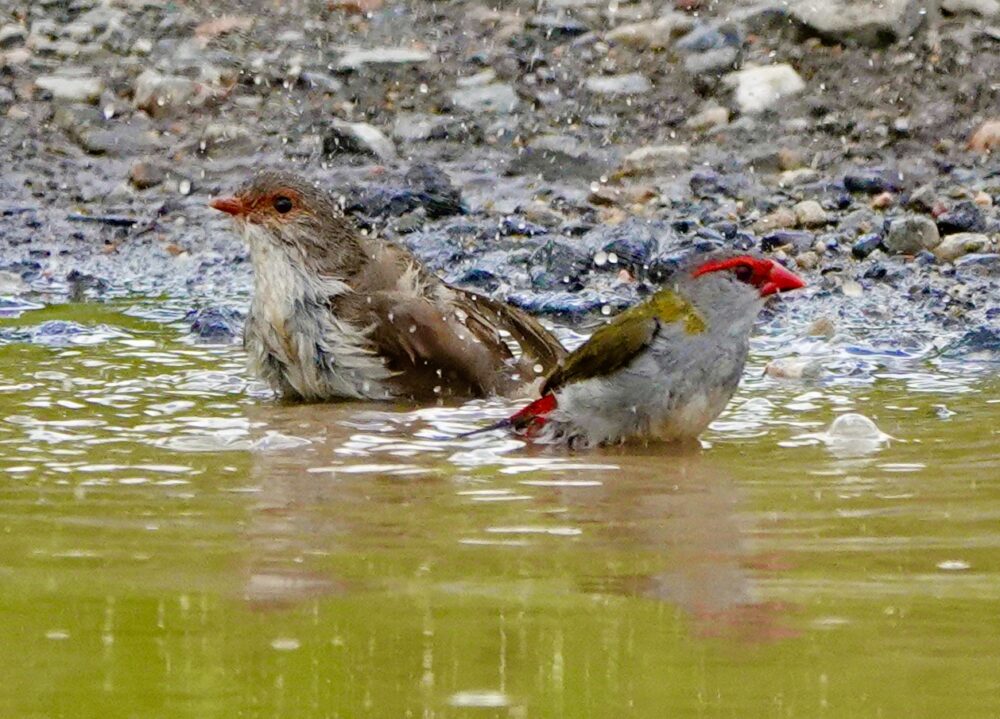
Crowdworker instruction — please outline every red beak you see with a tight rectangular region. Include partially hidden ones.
[761,260,806,297]
[210,196,245,216]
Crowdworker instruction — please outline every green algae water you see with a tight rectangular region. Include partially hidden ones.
[1,303,998,718]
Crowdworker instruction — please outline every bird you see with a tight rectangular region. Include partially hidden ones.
[465,253,805,448]
[210,170,566,402]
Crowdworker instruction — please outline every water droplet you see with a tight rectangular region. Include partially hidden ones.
[593,250,608,267]
[271,637,300,651]
[178,179,192,196]
[937,560,970,571]
[601,305,611,316]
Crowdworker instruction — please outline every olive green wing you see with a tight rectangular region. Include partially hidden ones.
[540,288,704,395]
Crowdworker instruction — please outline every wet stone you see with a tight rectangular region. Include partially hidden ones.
[852,233,884,259]
[936,201,987,235]
[761,230,815,253]
[722,64,804,114]
[0,24,26,48]
[844,171,900,194]
[885,216,941,255]
[935,234,993,262]
[450,83,519,114]
[129,160,168,190]
[186,307,243,342]
[335,47,432,71]
[584,73,652,96]
[684,46,739,76]
[322,119,397,162]
[35,74,103,103]
[527,14,590,36]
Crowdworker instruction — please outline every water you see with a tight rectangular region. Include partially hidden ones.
[1,303,998,718]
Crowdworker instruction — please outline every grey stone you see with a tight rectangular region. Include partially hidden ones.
[723,64,805,114]
[584,72,652,96]
[618,144,691,176]
[35,74,103,103]
[605,13,694,49]
[942,0,999,15]
[450,83,519,114]
[934,233,992,261]
[885,216,941,254]
[793,200,828,228]
[684,46,739,76]
[789,0,924,47]
[323,119,397,162]
[0,24,26,49]
[134,71,206,116]
[336,47,433,71]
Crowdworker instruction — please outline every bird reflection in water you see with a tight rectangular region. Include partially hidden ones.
[238,401,797,643]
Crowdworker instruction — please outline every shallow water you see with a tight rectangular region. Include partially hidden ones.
[0,302,998,719]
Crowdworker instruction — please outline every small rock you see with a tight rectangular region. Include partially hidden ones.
[0,24,26,49]
[685,105,729,130]
[605,13,694,49]
[527,14,590,36]
[942,0,1000,16]
[684,46,739,76]
[844,171,899,194]
[936,201,986,234]
[796,250,819,270]
[761,230,815,252]
[907,184,937,211]
[974,191,993,207]
[793,200,828,228]
[584,73,652,96]
[765,356,824,379]
[618,144,690,176]
[722,64,805,114]
[789,0,923,47]
[35,74,103,103]
[852,233,884,259]
[134,71,206,117]
[967,119,1000,152]
[934,233,992,262]
[954,253,1000,275]
[885,216,941,254]
[450,83,519,114]
[129,160,168,190]
[870,191,895,209]
[323,119,397,162]
[336,47,433,71]
[753,208,797,233]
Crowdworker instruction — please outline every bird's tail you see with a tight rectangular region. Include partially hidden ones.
[457,394,558,439]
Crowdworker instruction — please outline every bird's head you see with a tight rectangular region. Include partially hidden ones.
[211,170,364,273]
[691,255,806,298]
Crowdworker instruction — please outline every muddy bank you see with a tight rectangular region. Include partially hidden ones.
[1,0,998,369]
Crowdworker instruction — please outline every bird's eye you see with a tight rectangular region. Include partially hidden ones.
[273,196,294,214]
[733,264,753,282]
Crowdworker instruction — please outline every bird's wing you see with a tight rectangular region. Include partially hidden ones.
[453,289,567,373]
[361,290,511,396]
[541,288,705,395]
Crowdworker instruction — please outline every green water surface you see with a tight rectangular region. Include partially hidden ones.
[0,304,998,718]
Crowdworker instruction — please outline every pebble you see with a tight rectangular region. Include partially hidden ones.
[323,119,397,162]
[685,105,729,130]
[764,356,824,379]
[335,47,432,71]
[844,171,899,194]
[885,216,941,254]
[934,233,992,262]
[722,63,805,114]
[0,24,26,49]
[605,13,694,49]
[789,0,923,47]
[683,46,739,76]
[129,160,167,190]
[943,0,1000,16]
[761,230,815,253]
[967,119,1000,152]
[133,71,204,116]
[584,73,652,96]
[870,191,895,209]
[936,201,986,234]
[793,200,828,228]
[618,144,690,176]
[852,233,884,259]
[450,83,519,114]
[35,74,103,103]
[753,208,797,233]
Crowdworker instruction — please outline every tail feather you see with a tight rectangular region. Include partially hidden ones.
[456,394,558,439]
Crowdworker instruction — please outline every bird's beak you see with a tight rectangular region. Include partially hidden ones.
[761,261,806,297]
[210,196,245,216]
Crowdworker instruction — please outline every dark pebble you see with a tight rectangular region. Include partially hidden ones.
[936,201,986,235]
[498,216,548,237]
[843,172,899,194]
[761,230,814,253]
[186,307,243,342]
[851,233,883,259]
